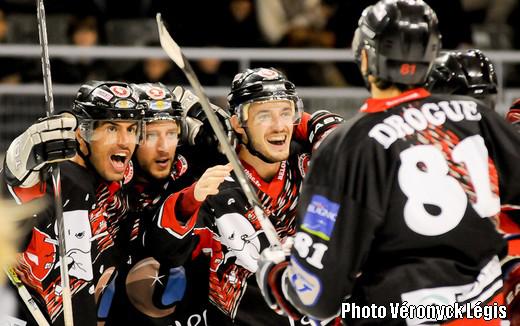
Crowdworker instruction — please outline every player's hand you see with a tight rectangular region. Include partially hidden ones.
[193,163,232,202]
[4,113,77,187]
[256,238,303,320]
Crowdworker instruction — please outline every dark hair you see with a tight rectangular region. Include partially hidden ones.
[67,16,98,41]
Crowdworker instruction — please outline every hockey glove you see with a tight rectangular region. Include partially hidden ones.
[306,110,344,150]
[4,113,77,187]
[256,238,303,320]
[172,86,234,150]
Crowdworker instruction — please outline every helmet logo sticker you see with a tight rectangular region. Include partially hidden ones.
[110,85,131,98]
[146,87,166,100]
[115,100,135,109]
[257,68,279,79]
[92,88,114,102]
[150,101,172,110]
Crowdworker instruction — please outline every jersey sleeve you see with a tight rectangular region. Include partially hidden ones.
[480,109,520,208]
[293,110,345,151]
[145,190,201,266]
[282,125,386,320]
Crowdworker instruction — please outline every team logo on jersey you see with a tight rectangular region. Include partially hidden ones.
[146,87,166,100]
[298,153,310,177]
[301,195,339,241]
[287,258,322,306]
[171,154,188,180]
[23,228,56,281]
[124,160,134,184]
[216,212,264,272]
[61,210,94,281]
[110,85,131,98]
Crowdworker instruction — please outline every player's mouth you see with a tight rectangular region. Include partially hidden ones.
[154,157,171,170]
[110,152,130,173]
[266,134,288,148]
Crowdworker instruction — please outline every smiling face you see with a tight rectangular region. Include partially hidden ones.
[236,100,295,163]
[136,120,180,180]
[86,121,138,182]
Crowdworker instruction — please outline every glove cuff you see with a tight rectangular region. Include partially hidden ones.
[269,261,304,321]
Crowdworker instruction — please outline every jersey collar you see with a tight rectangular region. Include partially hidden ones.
[241,159,286,201]
[360,88,430,113]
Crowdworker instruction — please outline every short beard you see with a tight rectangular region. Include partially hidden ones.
[244,130,288,164]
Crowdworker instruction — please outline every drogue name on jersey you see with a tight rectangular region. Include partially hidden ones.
[369,100,482,149]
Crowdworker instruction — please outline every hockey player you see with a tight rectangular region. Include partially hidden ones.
[507,99,520,131]
[256,0,520,324]
[503,99,520,325]
[427,49,498,109]
[1,81,145,325]
[429,49,520,325]
[152,67,344,325]
[104,82,232,325]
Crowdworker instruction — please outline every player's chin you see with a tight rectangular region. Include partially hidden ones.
[149,167,171,180]
[102,164,127,181]
[103,170,126,182]
[266,150,289,163]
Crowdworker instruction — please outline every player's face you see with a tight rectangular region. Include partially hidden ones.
[245,100,295,162]
[136,120,179,180]
[88,121,138,181]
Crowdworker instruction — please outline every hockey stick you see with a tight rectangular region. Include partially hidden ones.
[36,0,74,325]
[4,267,50,326]
[156,13,282,248]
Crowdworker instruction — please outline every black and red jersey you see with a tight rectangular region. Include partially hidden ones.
[1,161,130,326]
[149,110,344,325]
[105,151,226,326]
[282,88,520,325]
[202,153,310,325]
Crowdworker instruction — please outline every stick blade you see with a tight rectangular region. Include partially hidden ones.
[156,13,185,69]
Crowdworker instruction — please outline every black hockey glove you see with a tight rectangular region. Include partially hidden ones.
[256,238,303,320]
[307,110,344,150]
[4,113,77,187]
[172,86,234,150]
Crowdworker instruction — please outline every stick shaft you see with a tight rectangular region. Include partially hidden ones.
[156,14,281,247]
[36,1,74,325]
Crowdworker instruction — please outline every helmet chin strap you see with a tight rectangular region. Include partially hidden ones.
[76,137,100,178]
[242,127,279,164]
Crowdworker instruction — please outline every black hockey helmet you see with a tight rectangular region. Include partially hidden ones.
[352,0,441,87]
[428,49,498,107]
[131,82,187,141]
[72,80,145,120]
[227,67,303,125]
[72,80,145,143]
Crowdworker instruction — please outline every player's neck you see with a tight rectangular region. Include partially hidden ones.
[239,147,281,182]
[369,83,403,99]
[71,154,86,168]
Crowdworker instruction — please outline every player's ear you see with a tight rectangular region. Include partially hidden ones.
[361,48,368,75]
[230,115,245,136]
